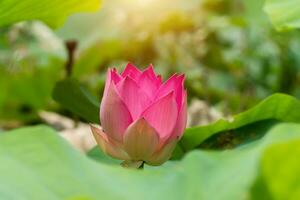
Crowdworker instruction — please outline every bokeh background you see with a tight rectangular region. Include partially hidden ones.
[1,0,300,131]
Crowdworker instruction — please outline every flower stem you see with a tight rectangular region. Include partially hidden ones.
[121,160,144,169]
[65,40,77,77]
[138,161,145,169]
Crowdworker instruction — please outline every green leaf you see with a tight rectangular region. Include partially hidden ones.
[87,146,120,165]
[181,93,300,150]
[0,0,101,28]
[259,139,300,199]
[244,0,269,25]
[1,123,300,199]
[52,78,99,123]
[264,0,300,30]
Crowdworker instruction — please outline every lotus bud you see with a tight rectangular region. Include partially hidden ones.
[91,63,187,167]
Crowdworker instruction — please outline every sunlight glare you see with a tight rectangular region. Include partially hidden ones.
[126,0,157,8]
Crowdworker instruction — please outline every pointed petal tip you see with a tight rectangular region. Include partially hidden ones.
[112,67,118,73]
[110,70,122,84]
[176,74,185,84]
[142,64,156,77]
[147,63,154,69]
[123,74,138,83]
[164,90,175,99]
[126,62,136,67]
[121,63,142,81]
[108,67,119,75]
[125,62,141,72]
[177,73,185,80]
[161,73,178,86]
[90,124,101,135]
[147,63,156,74]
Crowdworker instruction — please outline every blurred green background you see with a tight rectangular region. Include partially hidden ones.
[1,0,300,130]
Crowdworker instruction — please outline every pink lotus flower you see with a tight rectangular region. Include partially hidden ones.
[91,63,187,166]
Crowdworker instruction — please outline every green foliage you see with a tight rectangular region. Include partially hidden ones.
[181,93,300,150]
[52,78,100,123]
[0,59,62,125]
[57,0,300,113]
[259,140,300,199]
[0,23,65,124]
[1,1,300,198]
[1,0,300,125]
[1,124,300,199]
[73,40,123,78]
[0,0,101,28]
[87,146,120,165]
[264,0,300,30]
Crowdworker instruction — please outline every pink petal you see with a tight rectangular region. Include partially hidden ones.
[123,118,159,161]
[100,82,132,142]
[142,92,178,140]
[143,64,157,80]
[155,74,177,98]
[146,64,163,86]
[169,90,187,141]
[103,69,122,97]
[155,74,185,108]
[157,75,163,85]
[121,63,142,81]
[116,76,151,120]
[90,125,130,160]
[146,140,177,166]
[138,65,161,98]
[175,74,185,107]
[111,68,122,84]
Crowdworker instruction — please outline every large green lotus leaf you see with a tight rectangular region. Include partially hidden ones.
[258,139,300,199]
[1,123,300,199]
[264,0,300,30]
[0,0,101,28]
[52,78,100,123]
[181,93,300,151]
[87,144,120,165]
